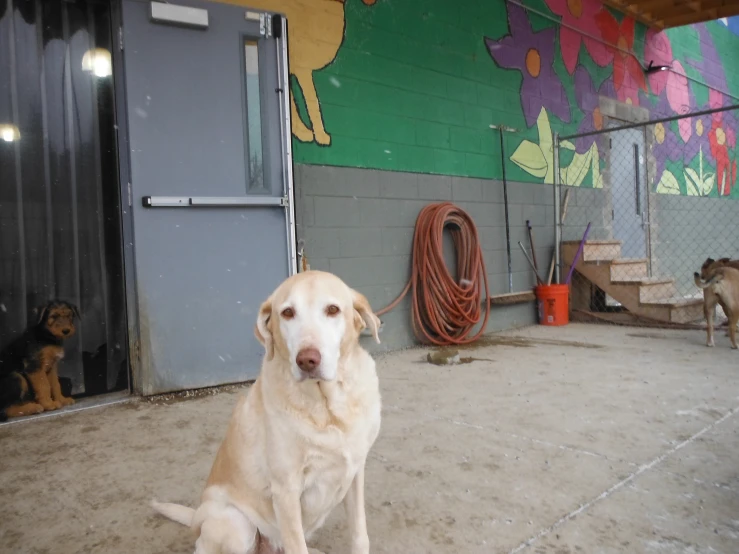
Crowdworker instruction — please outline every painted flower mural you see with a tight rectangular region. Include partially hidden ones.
[595,12,646,105]
[685,24,738,196]
[688,24,730,105]
[651,93,711,172]
[667,62,693,141]
[709,115,738,196]
[509,108,561,184]
[484,3,570,127]
[482,0,737,198]
[643,31,693,140]
[509,107,601,187]
[574,67,614,154]
[644,29,672,96]
[544,0,612,73]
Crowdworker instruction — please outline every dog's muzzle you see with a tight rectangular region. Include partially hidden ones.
[296,347,322,379]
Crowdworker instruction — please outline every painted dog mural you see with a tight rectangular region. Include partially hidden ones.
[228,0,376,146]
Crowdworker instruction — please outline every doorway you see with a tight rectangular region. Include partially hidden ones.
[119,0,296,394]
[0,0,129,406]
[609,124,648,260]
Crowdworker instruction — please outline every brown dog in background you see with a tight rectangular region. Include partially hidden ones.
[0,300,80,421]
[695,261,739,349]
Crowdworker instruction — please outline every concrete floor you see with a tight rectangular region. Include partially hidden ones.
[1,323,739,554]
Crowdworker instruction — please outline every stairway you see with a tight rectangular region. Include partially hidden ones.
[561,240,703,324]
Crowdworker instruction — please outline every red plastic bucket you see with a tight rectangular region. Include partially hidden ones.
[535,284,570,326]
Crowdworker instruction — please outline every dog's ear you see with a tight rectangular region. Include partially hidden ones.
[719,258,731,264]
[254,296,274,361]
[68,303,81,320]
[351,289,381,344]
[35,304,50,325]
[706,257,715,265]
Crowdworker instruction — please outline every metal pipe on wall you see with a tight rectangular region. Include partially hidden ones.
[499,127,513,292]
[491,124,519,292]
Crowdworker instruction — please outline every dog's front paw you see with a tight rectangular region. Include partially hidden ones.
[732,344,738,350]
[59,396,75,407]
[40,400,61,411]
[19,403,45,416]
[707,339,715,347]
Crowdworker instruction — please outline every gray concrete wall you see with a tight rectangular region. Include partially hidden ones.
[559,186,612,243]
[650,193,739,297]
[294,164,557,351]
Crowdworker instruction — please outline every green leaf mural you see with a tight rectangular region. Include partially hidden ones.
[510,108,601,187]
[656,170,680,195]
[684,147,715,197]
[561,142,600,188]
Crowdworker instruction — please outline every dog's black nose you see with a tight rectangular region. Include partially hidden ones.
[296,348,321,373]
[62,329,70,335]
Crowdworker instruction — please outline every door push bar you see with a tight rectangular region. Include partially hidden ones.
[142,196,289,208]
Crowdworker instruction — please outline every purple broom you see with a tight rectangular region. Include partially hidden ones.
[564,222,591,286]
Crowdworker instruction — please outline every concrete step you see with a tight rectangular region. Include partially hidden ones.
[563,240,621,263]
[611,276,677,303]
[609,258,648,281]
[641,297,704,323]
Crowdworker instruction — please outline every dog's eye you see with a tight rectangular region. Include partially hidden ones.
[326,305,340,316]
[281,307,295,319]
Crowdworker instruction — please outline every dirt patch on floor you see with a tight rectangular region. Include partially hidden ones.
[457,334,604,350]
[138,382,251,406]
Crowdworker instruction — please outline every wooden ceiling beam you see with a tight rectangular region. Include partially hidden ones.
[602,0,666,26]
[604,0,739,28]
[630,0,693,13]
[659,4,739,26]
[649,0,732,19]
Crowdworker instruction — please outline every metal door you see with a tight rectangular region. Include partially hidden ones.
[120,0,295,394]
[610,126,647,259]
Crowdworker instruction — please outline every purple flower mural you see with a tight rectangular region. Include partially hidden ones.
[574,67,614,154]
[651,92,714,192]
[484,3,570,127]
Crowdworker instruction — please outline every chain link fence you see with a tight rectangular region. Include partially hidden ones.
[554,105,739,328]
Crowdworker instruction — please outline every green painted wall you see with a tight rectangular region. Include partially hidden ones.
[288,0,739,198]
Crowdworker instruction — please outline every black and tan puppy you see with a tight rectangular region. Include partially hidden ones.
[695,264,739,349]
[0,300,80,421]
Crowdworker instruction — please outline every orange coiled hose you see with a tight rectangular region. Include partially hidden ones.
[376,202,491,346]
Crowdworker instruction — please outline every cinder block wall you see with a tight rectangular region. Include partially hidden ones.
[294,164,555,351]
[559,187,613,243]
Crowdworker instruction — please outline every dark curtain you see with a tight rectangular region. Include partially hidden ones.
[0,0,128,396]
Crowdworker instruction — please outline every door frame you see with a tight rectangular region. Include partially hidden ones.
[110,0,298,395]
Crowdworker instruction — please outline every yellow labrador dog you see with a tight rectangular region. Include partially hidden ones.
[152,271,382,554]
